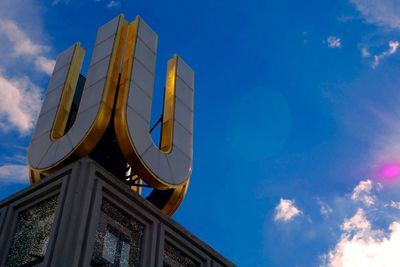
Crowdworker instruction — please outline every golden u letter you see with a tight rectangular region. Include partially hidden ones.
[27,15,194,216]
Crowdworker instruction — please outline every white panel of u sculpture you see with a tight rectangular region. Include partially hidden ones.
[27,15,194,216]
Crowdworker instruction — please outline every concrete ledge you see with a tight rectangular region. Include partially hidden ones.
[0,157,235,267]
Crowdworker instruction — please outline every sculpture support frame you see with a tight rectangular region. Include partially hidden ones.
[0,158,234,267]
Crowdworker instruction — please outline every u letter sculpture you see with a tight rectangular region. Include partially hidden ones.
[27,15,194,216]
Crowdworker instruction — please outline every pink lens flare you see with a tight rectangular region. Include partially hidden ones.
[378,164,400,180]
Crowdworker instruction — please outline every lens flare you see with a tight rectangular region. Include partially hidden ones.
[378,164,400,180]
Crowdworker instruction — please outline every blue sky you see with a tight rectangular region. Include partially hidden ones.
[2,0,400,266]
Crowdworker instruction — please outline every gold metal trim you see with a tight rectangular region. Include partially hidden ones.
[29,168,41,184]
[29,15,190,217]
[115,17,185,190]
[30,15,128,179]
[160,56,177,153]
[51,43,85,140]
[114,17,190,216]
[162,179,190,216]
[73,16,128,159]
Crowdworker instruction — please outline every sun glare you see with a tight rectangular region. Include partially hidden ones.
[378,163,400,180]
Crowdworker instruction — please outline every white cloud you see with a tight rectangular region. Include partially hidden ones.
[350,0,400,29]
[269,180,400,266]
[327,36,342,48]
[274,198,302,222]
[361,47,371,58]
[351,179,376,206]
[0,19,48,57]
[317,198,333,216]
[0,5,55,134]
[35,56,56,76]
[318,179,400,267]
[0,1,51,182]
[386,201,400,209]
[373,41,399,67]
[107,1,120,8]
[341,208,371,232]
[0,164,29,184]
[52,0,71,5]
[0,19,54,75]
[0,73,42,134]
[322,208,400,267]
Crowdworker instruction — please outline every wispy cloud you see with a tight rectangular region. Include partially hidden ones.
[322,209,400,266]
[35,56,56,76]
[386,201,400,209]
[267,180,400,265]
[372,41,399,67]
[0,20,48,56]
[319,180,400,266]
[274,198,302,222]
[317,197,333,216]
[107,1,120,8]
[361,47,371,58]
[0,72,42,134]
[0,19,55,75]
[0,163,28,184]
[0,1,51,183]
[94,0,120,9]
[0,18,55,134]
[326,36,342,48]
[351,179,377,206]
[350,0,400,29]
[52,0,72,5]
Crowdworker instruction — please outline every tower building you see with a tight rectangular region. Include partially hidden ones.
[0,15,234,267]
